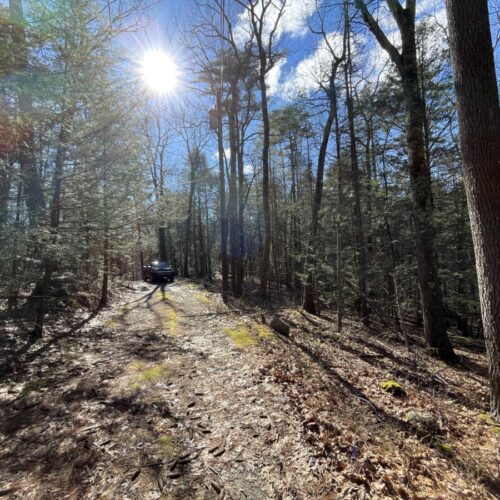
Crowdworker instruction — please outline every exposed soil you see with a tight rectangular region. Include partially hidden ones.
[0,280,499,499]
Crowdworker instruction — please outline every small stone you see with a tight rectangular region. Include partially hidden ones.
[404,410,439,433]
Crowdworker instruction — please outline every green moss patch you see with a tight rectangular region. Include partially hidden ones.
[67,296,80,309]
[129,362,170,387]
[437,442,453,456]
[194,291,211,305]
[381,380,406,397]
[157,433,177,458]
[166,308,178,334]
[252,322,275,339]
[104,317,119,329]
[224,324,258,348]
[478,412,499,425]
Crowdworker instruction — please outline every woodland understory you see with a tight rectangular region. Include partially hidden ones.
[1,0,499,498]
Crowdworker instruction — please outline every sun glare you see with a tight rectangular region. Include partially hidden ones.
[140,50,178,94]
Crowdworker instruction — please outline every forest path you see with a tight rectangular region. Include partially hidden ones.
[0,280,317,499]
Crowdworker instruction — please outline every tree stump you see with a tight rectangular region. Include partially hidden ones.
[270,316,290,337]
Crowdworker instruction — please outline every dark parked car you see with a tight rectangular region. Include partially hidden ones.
[143,261,175,283]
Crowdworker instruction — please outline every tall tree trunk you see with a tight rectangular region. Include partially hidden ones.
[205,187,213,280]
[401,21,454,361]
[289,138,300,294]
[236,125,245,295]
[356,0,455,361]
[9,0,45,225]
[216,90,229,293]
[197,195,207,277]
[335,97,344,333]
[32,122,70,335]
[0,158,12,228]
[184,153,197,277]
[99,228,109,308]
[304,105,326,312]
[240,0,285,299]
[228,80,240,294]
[257,55,271,299]
[159,226,167,262]
[344,24,368,324]
[445,0,500,418]
[7,181,23,311]
[303,59,342,314]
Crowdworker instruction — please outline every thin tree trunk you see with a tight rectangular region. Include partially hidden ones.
[99,228,109,308]
[303,57,342,314]
[205,187,213,280]
[216,90,229,293]
[0,157,12,228]
[258,58,271,299]
[344,19,368,324]
[184,151,198,277]
[228,81,240,294]
[197,195,207,277]
[236,108,245,295]
[32,122,70,334]
[335,98,344,333]
[7,181,23,311]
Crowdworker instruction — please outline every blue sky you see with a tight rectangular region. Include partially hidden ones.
[139,0,499,103]
[3,0,497,173]
[124,0,499,178]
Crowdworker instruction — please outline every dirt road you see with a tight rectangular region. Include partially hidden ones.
[2,280,498,499]
[0,281,319,499]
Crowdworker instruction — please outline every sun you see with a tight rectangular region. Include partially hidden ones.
[140,50,178,94]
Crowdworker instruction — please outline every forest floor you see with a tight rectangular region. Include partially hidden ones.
[0,279,499,499]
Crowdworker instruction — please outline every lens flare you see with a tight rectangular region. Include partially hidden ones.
[140,50,178,94]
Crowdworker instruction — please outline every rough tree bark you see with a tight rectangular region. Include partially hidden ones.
[445,0,500,418]
[356,0,455,361]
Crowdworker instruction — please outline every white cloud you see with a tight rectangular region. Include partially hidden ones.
[232,0,319,95]
[266,58,286,96]
[234,0,317,47]
[282,0,317,37]
[243,164,254,175]
[213,147,231,160]
[417,0,444,17]
[281,32,344,99]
